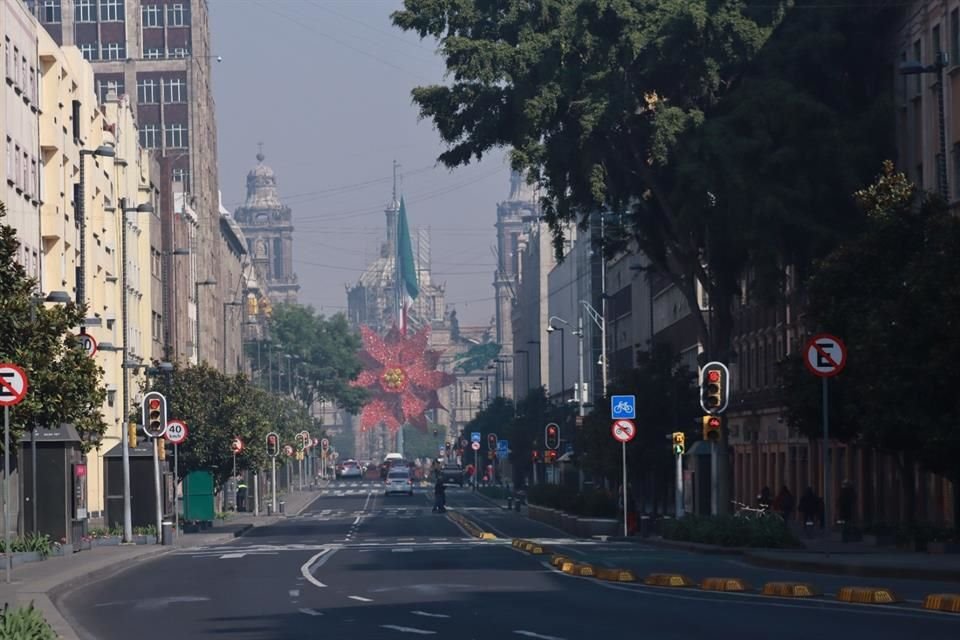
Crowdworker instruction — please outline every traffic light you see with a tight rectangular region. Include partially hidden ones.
[672,431,685,455]
[531,450,540,462]
[157,438,166,461]
[699,362,730,415]
[141,392,167,438]
[266,433,279,457]
[545,423,560,450]
[702,415,722,442]
[545,450,558,464]
[296,434,306,452]
[487,433,497,450]
[128,422,138,449]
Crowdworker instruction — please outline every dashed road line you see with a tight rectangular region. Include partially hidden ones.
[514,631,565,640]
[348,595,374,602]
[299,608,323,616]
[381,625,436,635]
[411,611,450,619]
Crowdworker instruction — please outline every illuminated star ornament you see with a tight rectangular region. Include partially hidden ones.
[352,325,456,432]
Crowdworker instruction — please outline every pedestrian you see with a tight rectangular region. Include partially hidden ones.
[799,487,818,526]
[433,477,446,513]
[776,486,795,521]
[838,480,856,525]
[236,478,248,512]
[757,486,772,511]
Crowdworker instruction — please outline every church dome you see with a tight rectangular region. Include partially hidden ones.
[245,150,283,210]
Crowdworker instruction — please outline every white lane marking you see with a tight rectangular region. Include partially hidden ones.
[289,590,300,597]
[392,548,414,553]
[362,491,373,511]
[301,548,337,589]
[299,608,324,616]
[219,553,245,559]
[380,625,436,635]
[348,595,374,602]
[353,515,362,525]
[411,611,450,619]
[513,632,565,640]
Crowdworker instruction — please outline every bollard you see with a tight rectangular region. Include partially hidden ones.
[279,501,286,515]
[267,504,273,516]
[161,521,174,546]
[507,496,513,510]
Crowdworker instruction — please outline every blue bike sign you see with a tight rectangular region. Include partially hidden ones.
[611,395,636,420]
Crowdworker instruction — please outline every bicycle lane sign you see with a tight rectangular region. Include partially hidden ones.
[611,395,636,420]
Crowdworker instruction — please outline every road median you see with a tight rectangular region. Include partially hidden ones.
[447,510,498,540]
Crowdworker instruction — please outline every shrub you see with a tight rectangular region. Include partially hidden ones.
[661,515,802,549]
[0,533,53,557]
[0,604,56,640]
[527,486,616,518]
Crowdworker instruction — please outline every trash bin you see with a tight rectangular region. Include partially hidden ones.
[279,501,286,514]
[161,521,174,546]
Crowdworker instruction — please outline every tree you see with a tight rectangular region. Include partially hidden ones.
[508,388,565,485]
[779,162,960,526]
[394,1,897,507]
[0,203,107,448]
[459,396,515,477]
[253,304,366,412]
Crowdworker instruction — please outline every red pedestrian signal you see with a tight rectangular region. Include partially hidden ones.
[545,423,560,450]
[266,432,279,457]
[702,415,722,442]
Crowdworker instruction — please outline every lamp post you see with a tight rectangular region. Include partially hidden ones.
[119,198,155,543]
[77,145,116,308]
[194,279,217,364]
[580,300,608,397]
[222,301,243,372]
[900,52,949,200]
[547,316,568,404]
[25,292,71,536]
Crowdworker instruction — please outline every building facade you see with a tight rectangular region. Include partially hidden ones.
[219,191,247,374]
[31,0,227,369]
[233,150,299,304]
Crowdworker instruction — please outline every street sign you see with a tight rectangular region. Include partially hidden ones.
[497,439,509,452]
[320,438,329,451]
[0,363,28,407]
[487,433,497,450]
[470,432,481,443]
[231,437,244,454]
[283,444,294,457]
[611,395,636,420]
[804,334,847,378]
[164,420,188,444]
[311,437,319,448]
[471,441,480,451]
[76,333,97,357]
[611,419,636,443]
[565,442,574,455]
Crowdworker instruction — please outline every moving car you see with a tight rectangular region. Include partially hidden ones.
[439,464,464,487]
[379,453,406,479]
[339,459,362,479]
[384,468,414,496]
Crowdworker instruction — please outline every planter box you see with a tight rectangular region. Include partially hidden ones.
[132,535,149,545]
[927,541,960,554]
[560,513,578,535]
[9,551,43,567]
[863,533,896,547]
[92,537,122,548]
[577,518,619,537]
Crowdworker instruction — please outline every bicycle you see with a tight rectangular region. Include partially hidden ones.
[731,500,783,522]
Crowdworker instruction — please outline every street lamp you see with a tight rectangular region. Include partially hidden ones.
[77,145,115,308]
[222,301,243,372]
[580,299,608,398]
[901,52,949,199]
[194,279,217,364]
[546,316,568,404]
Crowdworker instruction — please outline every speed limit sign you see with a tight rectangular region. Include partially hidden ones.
[164,420,188,444]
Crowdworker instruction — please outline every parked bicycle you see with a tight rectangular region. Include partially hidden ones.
[730,500,783,522]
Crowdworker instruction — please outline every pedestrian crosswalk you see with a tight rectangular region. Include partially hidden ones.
[294,506,505,521]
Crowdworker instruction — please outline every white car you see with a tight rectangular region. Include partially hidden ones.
[339,460,362,479]
[384,469,414,496]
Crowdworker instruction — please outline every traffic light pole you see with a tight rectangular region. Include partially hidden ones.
[152,437,162,544]
[272,456,277,513]
[711,440,718,516]
[675,451,684,519]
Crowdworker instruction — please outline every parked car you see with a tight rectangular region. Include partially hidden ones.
[440,464,464,487]
[384,468,414,496]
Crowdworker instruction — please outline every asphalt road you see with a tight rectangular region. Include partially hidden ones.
[56,480,960,639]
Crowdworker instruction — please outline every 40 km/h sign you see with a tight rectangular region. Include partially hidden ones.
[804,333,847,378]
[611,419,636,444]
[164,420,188,445]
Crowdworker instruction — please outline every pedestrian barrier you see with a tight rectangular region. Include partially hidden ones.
[922,594,960,613]
[700,577,751,592]
[595,567,637,582]
[447,510,497,540]
[761,582,820,597]
[561,561,596,577]
[836,586,901,605]
[643,573,696,588]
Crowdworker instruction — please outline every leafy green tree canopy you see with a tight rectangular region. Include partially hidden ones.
[0,203,106,448]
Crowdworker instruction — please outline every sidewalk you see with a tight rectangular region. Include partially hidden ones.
[0,488,321,639]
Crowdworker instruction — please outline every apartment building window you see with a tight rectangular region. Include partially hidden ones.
[12,47,19,86]
[97,79,117,103]
[29,158,37,200]
[952,9,959,65]
[4,38,10,80]
[22,152,28,190]
[165,123,188,148]
[42,0,61,23]
[914,40,922,93]
[167,3,186,26]
[137,79,157,103]
[99,0,124,22]
[79,44,98,61]
[75,0,95,23]
[173,167,189,184]
[139,124,159,149]
[144,48,162,59]
[103,42,125,60]
[142,4,162,27]
[164,77,185,103]
[5,138,11,184]
[934,25,942,62]
[169,48,189,59]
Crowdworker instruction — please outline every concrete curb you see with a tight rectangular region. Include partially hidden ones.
[743,552,960,583]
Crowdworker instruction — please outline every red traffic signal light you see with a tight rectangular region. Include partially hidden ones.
[141,392,167,438]
[266,432,279,457]
[699,362,730,415]
[702,415,722,441]
[148,398,161,410]
[545,423,560,450]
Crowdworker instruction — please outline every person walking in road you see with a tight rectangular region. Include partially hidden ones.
[433,477,447,513]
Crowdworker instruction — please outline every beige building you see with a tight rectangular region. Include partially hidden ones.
[2,0,41,281]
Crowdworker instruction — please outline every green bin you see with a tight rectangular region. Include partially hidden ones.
[183,470,215,523]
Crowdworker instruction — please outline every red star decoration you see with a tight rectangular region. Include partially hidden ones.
[351,325,456,432]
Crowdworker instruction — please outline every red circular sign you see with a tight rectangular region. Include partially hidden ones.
[611,419,636,443]
[283,444,294,457]
[0,363,29,407]
[231,437,244,454]
[803,333,847,378]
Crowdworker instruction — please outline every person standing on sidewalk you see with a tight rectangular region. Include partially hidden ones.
[236,479,248,512]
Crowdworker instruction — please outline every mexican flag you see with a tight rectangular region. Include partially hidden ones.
[396,197,419,333]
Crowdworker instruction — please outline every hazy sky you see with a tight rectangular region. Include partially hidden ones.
[209,0,508,327]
